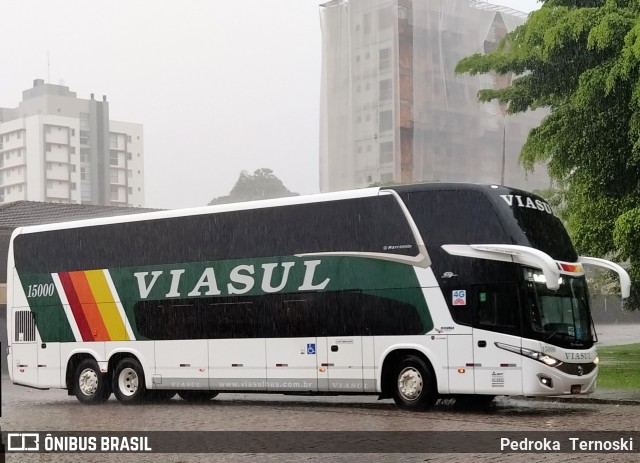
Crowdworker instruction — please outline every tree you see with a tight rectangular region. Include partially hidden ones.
[455,0,640,308]
[208,168,298,205]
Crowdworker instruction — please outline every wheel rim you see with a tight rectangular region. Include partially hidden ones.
[78,368,98,396]
[397,366,423,401]
[118,367,139,397]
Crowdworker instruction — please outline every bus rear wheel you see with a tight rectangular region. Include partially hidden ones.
[392,355,438,411]
[178,391,219,402]
[113,358,147,404]
[74,358,111,404]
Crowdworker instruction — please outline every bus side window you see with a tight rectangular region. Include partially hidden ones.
[474,286,521,336]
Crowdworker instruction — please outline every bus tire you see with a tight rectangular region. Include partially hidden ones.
[392,355,437,411]
[178,391,219,402]
[113,358,147,404]
[74,358,111,405]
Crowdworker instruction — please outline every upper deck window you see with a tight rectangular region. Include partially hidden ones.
[15,194,418,273]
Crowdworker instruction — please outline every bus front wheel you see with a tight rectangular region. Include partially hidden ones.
[74,358,111,404]
[392,355,438,411]
[113,358,147,404]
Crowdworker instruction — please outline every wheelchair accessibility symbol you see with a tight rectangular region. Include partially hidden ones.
[307,343,316,355]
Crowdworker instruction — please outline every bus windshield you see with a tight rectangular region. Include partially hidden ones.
[523,268,595,349]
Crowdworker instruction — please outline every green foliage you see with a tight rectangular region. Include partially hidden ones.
[208,168,298,205]
[456,0,640,308]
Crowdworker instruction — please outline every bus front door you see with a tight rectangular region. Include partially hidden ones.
[472,285,523,395]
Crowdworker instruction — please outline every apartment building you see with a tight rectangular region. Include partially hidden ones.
[320,0,549,192]
[0,79,144,207]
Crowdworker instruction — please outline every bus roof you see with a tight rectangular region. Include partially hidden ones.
[13,187,383,235]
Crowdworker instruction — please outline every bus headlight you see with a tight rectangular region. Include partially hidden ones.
[495,342,563,368]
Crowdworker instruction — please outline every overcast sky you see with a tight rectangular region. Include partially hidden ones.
[1,0,541,209]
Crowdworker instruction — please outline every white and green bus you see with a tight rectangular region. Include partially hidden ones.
[6,183,630,410]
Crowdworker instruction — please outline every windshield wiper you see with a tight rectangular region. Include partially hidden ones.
[542,331,558,343]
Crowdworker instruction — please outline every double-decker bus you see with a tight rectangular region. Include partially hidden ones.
[6,183,630,410]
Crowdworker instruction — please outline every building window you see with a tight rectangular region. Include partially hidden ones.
[80,130,90,145]
[110,151,119,166]
[71,182,77,191]
[379,142,393,163]
[128,187,133,194]
[379,110,393,133]
[379,48,391,71]
[379,79,392,101]
[81,167,87,180]
[18,185,22,193]
[398,5,409,21]
[71,129,75,136]
[127,135,132,143]
[111,170,119,183]
[127,152,132,160]
[128,169,133,178]
[71,165,76,173]
[17,131,21,139]
[70,146,76,154]
[363,13,371,34]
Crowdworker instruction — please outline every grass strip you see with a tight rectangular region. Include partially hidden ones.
[597,343,640,390]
